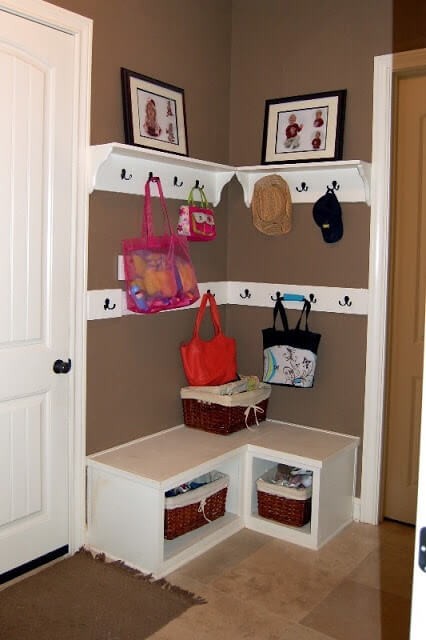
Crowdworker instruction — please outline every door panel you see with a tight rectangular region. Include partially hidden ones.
[384,73,426,524]
[0,52,45,344]
[0,10,74,575]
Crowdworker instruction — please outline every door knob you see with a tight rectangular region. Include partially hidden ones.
[53,358,72,374]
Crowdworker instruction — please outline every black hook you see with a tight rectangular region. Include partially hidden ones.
[121,168,133,181]
[148,171,154,181]
[270,291,282,302]
[194,179,204,189]
[206,289,215,297]
[173,176,183,187]
[339,295,352,307]
[308,293,317,304]
[296,181,309,192]
[327,180,340,192]
[239,288,251,299]
[103,298,116,311]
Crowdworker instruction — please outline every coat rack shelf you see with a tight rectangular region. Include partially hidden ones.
[89,143,235,206]
[89,143,371,207]
[236,160,371,206]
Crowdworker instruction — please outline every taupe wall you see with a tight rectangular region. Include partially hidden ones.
[50,0,232,452]
[226,1,392,493]
[49,1,396,470]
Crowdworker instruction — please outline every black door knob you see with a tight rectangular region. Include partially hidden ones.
[53,358,72,374]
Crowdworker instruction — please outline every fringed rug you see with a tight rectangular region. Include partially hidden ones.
[0,549,204,639]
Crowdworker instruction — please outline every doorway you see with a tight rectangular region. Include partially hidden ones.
[382,68,426,524]
[360,49,426,526]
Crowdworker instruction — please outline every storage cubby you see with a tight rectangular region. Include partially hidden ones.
[87,421,359,577]
[246,454,316,547]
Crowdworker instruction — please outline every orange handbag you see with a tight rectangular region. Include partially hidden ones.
[180,292,238,386]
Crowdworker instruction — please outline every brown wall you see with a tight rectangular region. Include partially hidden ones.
[49,1,394,474]
[50,0,232,452]
[227,0,391,469]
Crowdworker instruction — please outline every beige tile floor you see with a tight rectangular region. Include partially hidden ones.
[149,519,415,640]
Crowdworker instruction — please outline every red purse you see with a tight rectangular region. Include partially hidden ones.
[180,292,238,386]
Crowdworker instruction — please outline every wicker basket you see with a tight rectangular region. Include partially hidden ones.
[256,467,312,528]
[181,384,271,435]
[164,471,228,540]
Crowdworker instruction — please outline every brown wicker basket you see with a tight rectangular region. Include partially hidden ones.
[164,472,228,540]
[182,398,269,435]
[180,384,271,435]
[256,469,312,528]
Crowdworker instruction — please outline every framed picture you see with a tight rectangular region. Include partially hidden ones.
[121,68,188,156]
[261,90,346,164]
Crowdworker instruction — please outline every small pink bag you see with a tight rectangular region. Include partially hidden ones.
[177,185,216,242]
[122,176,200,314]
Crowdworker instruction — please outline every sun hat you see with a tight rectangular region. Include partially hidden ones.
[312,188,343,243]
[251,174,292,235]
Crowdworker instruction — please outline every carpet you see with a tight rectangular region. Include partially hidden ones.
[0,549,204,639]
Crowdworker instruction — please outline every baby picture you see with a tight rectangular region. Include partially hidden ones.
[137,90,179,146]
[276,105,329,155]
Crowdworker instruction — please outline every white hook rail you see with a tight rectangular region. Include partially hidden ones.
[87,271,368,320]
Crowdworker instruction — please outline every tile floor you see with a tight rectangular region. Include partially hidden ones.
[149,519,415,640]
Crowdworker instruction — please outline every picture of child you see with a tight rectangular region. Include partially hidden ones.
[143,98,162,137]
[284,113,303,149]
[313,110,324,128]
[312,131,322,150]
[166,122,175,143]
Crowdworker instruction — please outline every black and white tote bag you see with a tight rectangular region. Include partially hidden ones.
[262,299,321,388]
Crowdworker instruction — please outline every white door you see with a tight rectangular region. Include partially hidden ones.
[0,7,76,578]
[410,306,426,639]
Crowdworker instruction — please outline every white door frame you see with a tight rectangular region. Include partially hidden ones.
[361,49,426,524]
[0,0,92,552]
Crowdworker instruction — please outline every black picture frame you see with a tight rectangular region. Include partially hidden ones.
[121,68,188,156]
[261,89,346,165]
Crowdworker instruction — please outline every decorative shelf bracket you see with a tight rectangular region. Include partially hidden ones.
[236,160,371,206]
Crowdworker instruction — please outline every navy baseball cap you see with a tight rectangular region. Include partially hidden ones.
[312,189,343,243]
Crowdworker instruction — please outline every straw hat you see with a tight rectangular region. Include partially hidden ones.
[251,174,292,235]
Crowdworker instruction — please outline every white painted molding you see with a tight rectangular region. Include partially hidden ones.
[236,160,371,206]
[360,54,393,525]
[88,278,368,319]
[89,143,235,207]
[70,11,92,553]
[352,497,361,522]
[227,281,368,315]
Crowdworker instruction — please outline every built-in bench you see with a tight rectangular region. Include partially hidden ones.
[86,420,359,578]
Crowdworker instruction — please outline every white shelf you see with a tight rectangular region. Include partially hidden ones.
[88,142,235,206]
[236,160,371,206]
[89,143,371,207]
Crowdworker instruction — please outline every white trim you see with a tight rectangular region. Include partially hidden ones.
[67,11,92,552]
[360,54,393,524]
[0,0,92,553]
[352,497,361,522]
[93,272,369,319]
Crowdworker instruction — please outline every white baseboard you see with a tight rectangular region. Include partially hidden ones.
[353,497,361,522]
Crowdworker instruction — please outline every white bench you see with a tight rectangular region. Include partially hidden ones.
[86,420,359,578]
